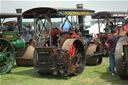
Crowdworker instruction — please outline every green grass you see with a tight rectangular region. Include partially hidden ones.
[1,57,128,85]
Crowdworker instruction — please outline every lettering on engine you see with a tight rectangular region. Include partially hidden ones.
[39,51,50,55]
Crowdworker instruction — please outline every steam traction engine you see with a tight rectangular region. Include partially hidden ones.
[92,11,128,56]
[23,6,103,76]
[92,11,128,79]
[115,18,128,79]
[0,12,25,74]
[0,9,34,74]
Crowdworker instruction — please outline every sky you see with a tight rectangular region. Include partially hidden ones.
[0,0,128,32]
[0,0,128,13]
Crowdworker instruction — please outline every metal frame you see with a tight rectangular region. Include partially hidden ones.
[92,11,128,32]
[23,7,95,47]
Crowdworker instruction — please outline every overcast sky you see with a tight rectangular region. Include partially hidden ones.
[0,0,128,13]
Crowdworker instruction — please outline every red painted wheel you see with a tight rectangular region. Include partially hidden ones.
[68,45,75,59]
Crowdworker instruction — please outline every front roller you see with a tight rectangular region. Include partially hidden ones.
[115,37,128,79]
[0,39,14,74]
[86,42,103,66]
[15,45,34,66]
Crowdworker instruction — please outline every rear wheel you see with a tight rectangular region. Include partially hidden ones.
[0,39,14,74]
[71,52,85,76]
[62,39,86,76]
[115,37,128,79]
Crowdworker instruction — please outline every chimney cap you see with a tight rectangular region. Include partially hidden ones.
[16,9,22,13]
[76,4,83,9]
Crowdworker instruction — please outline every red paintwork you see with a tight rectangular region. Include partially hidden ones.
[68,44,75,58]
[119,24,128,33]
[6,35,13,38]
[97,33,113,53]
[51,28,59,36]
[72,32,76,39]
[23,7,57,16]
[122,43,128,45]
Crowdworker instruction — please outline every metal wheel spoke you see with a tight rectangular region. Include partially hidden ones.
[0,39,14,74]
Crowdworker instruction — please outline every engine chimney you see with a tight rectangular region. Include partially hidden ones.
[76,4,84,34]
[16,9,22,33]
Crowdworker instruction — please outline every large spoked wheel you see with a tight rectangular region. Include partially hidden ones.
[115,37,128,79]
[71,41,85,76]
[0,39,14,74]
[62,39,86,76]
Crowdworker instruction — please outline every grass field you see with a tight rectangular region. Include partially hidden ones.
[0,57,128,85]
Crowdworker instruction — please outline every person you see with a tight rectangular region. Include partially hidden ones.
[104,22,114,33]
[62,21,71,32]
[105,26,122,76]
[51,28,59,46]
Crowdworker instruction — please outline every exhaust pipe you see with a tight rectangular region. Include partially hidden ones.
[0,18,1,25]
[16,9,22,33]
[76,4,84,35]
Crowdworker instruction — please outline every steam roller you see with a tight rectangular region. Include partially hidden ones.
[23,6,103,76]
[0,34,34,75]
[33,38,86,76]
[0,30,27,75]
[115,37,128,79]
[0,10,34,75]
[0,37,34,74]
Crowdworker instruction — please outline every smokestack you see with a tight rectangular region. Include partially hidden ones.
[0,18,1,25]
[16,9,22,33]
[76,4,84,34]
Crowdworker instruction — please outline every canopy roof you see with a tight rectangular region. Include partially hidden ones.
[23,7,95,18]
[0,13,22,18]
[92,11,128,19]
